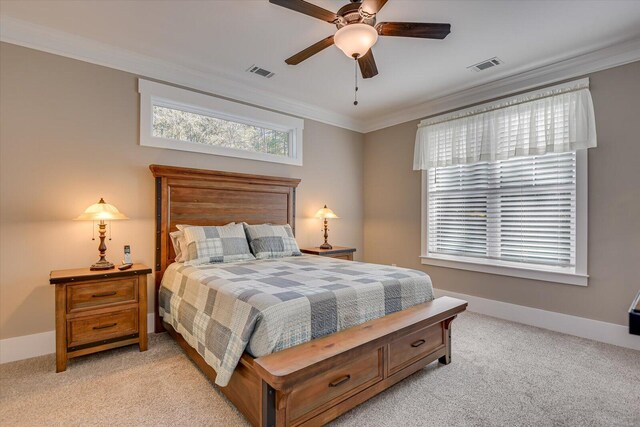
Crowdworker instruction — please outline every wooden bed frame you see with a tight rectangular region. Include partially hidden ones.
[150,164,467,427]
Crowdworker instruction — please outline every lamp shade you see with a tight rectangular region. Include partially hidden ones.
[334,23,378,58]
[75,198,128,221]
[314,205,339,219]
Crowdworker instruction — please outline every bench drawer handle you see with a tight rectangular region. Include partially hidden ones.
[411,339,426,348]
[93,323,117,330]
[329,375,351,387]
[92,291,117,298]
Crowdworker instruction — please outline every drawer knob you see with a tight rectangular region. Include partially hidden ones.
[93,323,117,330]
[411,339,426,348]
[92,291,117,298]
[329,375,351,388]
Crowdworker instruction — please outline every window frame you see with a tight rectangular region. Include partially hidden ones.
[138,79,304,166]
[420,149,588,286]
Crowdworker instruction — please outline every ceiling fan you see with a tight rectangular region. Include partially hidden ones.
[269,0,451,80]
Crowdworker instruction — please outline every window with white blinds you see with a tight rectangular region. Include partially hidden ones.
[418,79,592,285]
[426,151,579,271]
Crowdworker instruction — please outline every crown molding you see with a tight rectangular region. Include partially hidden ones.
[361,37,640,133]
[2,15,639,135]
[0,16,367,133]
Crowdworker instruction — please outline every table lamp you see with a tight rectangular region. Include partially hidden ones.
[76,198,128,270]
[314,205,339,250]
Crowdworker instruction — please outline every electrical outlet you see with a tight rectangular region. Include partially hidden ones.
[391,263,397,267]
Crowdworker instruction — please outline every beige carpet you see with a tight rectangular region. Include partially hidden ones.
[1,312,639,426]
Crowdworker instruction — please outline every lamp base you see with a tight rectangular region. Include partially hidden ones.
[90,260,115,271]
[319,243,333,250]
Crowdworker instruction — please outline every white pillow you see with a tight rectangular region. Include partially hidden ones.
[169,230,188,262]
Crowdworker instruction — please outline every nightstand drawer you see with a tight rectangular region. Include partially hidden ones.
[67,277,137,312]
[67,308,138,347]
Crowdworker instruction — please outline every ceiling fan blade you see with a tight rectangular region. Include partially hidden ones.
[285,36,335,65]
[376,22,451,39]
[360,0,389,15]
[358,50,378,79]
[269,0,337,23]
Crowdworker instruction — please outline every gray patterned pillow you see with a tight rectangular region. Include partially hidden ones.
[182,223,254,265]
[243,223,301,259]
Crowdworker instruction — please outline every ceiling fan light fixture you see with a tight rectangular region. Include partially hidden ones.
[334,23,378,58]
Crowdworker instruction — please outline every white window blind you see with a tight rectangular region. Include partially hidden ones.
[427,152,576,269]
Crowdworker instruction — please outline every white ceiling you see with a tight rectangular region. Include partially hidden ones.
[2,0,640,131]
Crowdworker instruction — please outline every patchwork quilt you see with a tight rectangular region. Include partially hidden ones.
[159,255,434,386]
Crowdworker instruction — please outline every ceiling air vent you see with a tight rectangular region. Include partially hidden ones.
[246,65,275,78]
[468,57,503,72]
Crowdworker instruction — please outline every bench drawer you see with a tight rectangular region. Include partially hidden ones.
[67,308,138,347]
[67,277,137,312]
[388,322,444,374]
[289,348,383,422]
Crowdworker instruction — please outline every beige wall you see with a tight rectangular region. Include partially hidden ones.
[1,41,638,341]
[364,60,640,326]
[0,43,364,339]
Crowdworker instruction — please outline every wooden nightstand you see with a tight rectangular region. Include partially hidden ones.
[300,246,356,261]
[49,264,151,372]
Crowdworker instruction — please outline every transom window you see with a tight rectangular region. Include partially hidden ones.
[139,79,304,165]
[152,105,291,157]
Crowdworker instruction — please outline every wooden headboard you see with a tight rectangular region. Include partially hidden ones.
[149,164,300,332]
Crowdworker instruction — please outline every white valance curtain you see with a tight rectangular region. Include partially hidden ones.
[413,78,597,170]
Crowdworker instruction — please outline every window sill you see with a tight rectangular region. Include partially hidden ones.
[420,255,588,286]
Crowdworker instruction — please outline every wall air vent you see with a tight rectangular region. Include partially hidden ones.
[468,57,503,72]
[246,65,275,78]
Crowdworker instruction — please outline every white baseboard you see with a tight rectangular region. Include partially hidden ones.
[0,313,156,364]
[436,288,640,351]
[0,330,56,364]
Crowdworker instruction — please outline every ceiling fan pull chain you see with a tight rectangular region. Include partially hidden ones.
[354,57,359,106]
